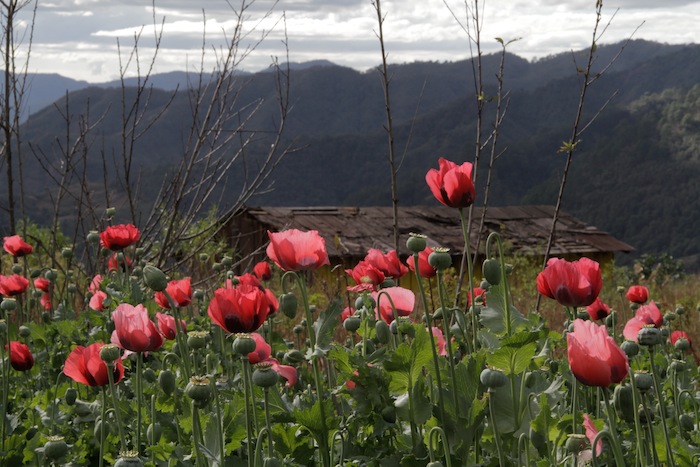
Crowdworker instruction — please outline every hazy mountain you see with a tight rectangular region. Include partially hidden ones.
[6,39,700,264]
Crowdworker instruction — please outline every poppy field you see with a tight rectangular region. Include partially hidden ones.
[1,157,699,467]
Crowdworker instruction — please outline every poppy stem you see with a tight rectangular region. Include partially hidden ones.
[436,269,460,420]
[458,208,478,351]
[601,386,626,465]
[99,387,107,467]
[136,353,143,455]
[106,361,128,452]
[162,290,192,380]
[649,346,676,467]
[240,356,256,467]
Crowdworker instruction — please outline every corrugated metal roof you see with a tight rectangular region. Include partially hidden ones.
[240,205,634,258]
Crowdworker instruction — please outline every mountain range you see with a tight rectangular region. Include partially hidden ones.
[5,39,700,267]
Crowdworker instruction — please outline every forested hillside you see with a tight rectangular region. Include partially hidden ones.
[6,39,700,264]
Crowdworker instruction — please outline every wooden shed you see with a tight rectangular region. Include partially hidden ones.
[226,205,634,270]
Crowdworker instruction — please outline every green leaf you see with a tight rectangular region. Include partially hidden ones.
[383,325,432,393]
[480,279,529,335]
[312,299,343,353]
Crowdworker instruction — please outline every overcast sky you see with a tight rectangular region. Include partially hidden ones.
[14,0,700,82]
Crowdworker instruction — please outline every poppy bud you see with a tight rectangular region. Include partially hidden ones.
[143,265,168,292]
[279,293,298,319]
[480,368,507,389]
[406,233,427,254]
[221,256,233,267]
[158,370,176,396]
[482,258,501,286]
[64,388,77,406]
[613,384,635,422]
[143,368,156,384]
[44,269,57,281]
[194,290,205,300]
[285,350,304,364]
[61,248,73,259]
[293,325,304,335]
[679,413,694,432]
[43,435,69,461]
[11,264,22,274]
[676,305,684,316]
[147,423,162,444]
[375,320,390,344]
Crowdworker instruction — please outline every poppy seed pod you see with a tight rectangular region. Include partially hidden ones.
[343,315,361,333]
[428,248,452,271]
[99,344,121,364]
[114,450,144,467]
[480,368,507,389]
[637,326,662,346]
[620,340,639,358]
[634,372,653,391]
[565,434,588,454]
[406,233,427,254]
[185,376,213,407]
[675,338,691,351]
[233,334,257,355]
[252,363,279,387]
[43,436,69,461]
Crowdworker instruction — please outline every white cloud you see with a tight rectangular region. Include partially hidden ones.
[10,0,700,82]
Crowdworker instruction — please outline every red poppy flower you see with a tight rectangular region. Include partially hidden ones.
[586,297,611,321]
[34,277,50,293]
[425,157,476,208]
[583,414,603,457]
[3,235,33,257]
[236,273,263,289]
[346,260,385,293]
[89,275,103,294]
[372,286,415,323]
[265,357,298,387]
[253,261,272,281]
[40,293,51,310]
[625,285,649,304]
[108,253,132,272]
[111,303,164,353]
[567,319,628,387]
[671,330,691,347]
[100,224,141,251]
[536,257,602,308]
[0,274,29,297]
[364,249,408,279]
[406,247,437,278]
[156,312,186,340]
[622,301,663,341]
[207,284,271,334]
[467,287,487,306]
[266,229,330,272]
[7,341,34,371]
[89,291,108,312]
[428,326,448,356]
[154,277,193,309]
[64,342,124,386]
[248,332,271,364]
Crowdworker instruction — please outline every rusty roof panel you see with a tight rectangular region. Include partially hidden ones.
[237,205,634,258]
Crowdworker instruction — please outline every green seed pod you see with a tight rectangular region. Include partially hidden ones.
[664,312,677,322]
[11,264,22,274]
[147,422,162,444]
[343,315,361,333]
[1,299,17,311]
[293,324,304,335]
[233,334,257,355]
[480,368,507,389]
[638,407,654,424]
[620,340,639,358]
[279,293,298,319]
[143,368,156,384]
[100,344,121,364]
[634,372,653,391]
[64,388,77,406]
[114,451,144,467]
[158,370,176,396]
[212,263,222,272]
[25,426,39,441]
[252,365,279,387]
[637,326,662,346]
[565,434,587,454]
[43,436,69,461]
[676,305,685,316]
[613,384,635,422]
[381,278,396,288]
[406,233,427,254]
[263,458,282,467]
[87,230,100,244]
[426,462,445,467]
[44,269,58,282]
[185,376,213,408]
[679,413,694,432]
[18,325,31,338]
[428,248,451,271]
[675,338,691,352]
[479,279,490,290]
[375,320,391,344]
[61,248,73,259]
[380,405,396,423]
[187,331,208,350]
[221,256,233,267]
[482,258,501,286]
[285,349,304,364]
